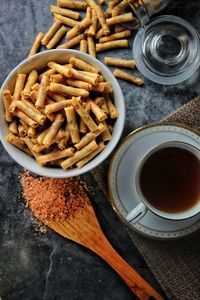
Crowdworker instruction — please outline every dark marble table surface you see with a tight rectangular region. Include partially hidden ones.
[0,0,199,299]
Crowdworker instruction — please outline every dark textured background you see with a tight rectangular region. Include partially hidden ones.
[0,0,199,299]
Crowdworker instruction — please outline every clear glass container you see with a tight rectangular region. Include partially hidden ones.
[133,15,200,85]
[131,0,171,26]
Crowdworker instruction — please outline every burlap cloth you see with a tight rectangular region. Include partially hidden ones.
[91,96,200,300]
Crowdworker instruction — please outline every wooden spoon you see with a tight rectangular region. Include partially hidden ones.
[45,199,163,300]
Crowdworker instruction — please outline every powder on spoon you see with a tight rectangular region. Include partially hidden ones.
[20,171,89,225]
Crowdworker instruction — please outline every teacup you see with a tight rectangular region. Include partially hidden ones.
[126,141,200,223]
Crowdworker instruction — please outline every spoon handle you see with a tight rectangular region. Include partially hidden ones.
[92,236,163,300]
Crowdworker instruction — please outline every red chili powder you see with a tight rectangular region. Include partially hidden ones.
[20,171,89,224]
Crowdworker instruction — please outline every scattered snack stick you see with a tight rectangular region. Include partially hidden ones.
[46,26,68,49]
[87,36,96,57]
[41,21,62,46]
[87,9,98,36]
[57,0,87,10]
[86,0,110,36]
[80,39,88,53]
[112,0,130,17]
[96,39,128,52]
[113,68,144,86]
[106,12,134,26]
[99,29,131,43]
[50,5,80,20]
[57,33,84,48]
[104,57,136,68]
[54,13,80,27]
[29,32,44,56]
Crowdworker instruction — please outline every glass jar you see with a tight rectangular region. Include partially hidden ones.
[127,1,200,85]
[131,0,171,25]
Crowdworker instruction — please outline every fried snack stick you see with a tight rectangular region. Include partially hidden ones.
[106,12,134,26]
[92,82,112,93]
[95,28,104,40]
[42,114,64,147]
[66,8,92,39]
[47,91,67,102]
[54,13,80,27]
[96,40,128,52]
[41,21,62,46]
[35,75,50,108]
[66,79,92,91]
[113,68,144,86]
[104,57,136,68]
[21,70,38,99]
[27,127,37,138]
[79,102,89,134]
[65,106,80,143]
[75,123,105,150]
[6,133,32,156]
[87,36,96,57]
[18,123,27,137]
[39,68,57,81]
[57,33,84,49]
[48,83,89,98]
[15,101,46,125]
[105,94,119,118]
[13,109,38,128]
[21,136,41,160]
[38,147,74,165]
[80,39,88,53]
[61,140,98,169]
[87,9,98,36]
[99,29,131,43]
[69,57,99,73]
[115,25,125,32]
[2,90,13,122]
[112,0,130,16]
[50,5,80,20]
[86,0,110,36]
[44,99,73,114]
[9,74,26,112]
[89,100,107,121]
[96,97,109,115]
[48,61,71,77]
[102,121,112,141]
[107,0,121,13]
[46,26,68,49]
[58,124,71,149]
[57,0,87,10]
[29,32,44,56]
[76,141,105,168]
[8,120,18,135]
[50,74,66,83]
[72,97,98,132]
[69,68,98,85]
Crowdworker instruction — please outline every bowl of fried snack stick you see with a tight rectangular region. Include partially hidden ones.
[0,49,125,177]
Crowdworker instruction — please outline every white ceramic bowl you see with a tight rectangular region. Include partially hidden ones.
[0,49,125,177]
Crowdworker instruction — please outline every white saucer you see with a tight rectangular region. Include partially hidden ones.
[108,123,200,239]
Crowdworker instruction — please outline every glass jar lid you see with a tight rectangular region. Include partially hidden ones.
[133,15,200,85]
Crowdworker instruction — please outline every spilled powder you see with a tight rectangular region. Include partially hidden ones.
[20,171,89,225]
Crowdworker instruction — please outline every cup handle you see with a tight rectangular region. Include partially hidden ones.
[126,202,147,223]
